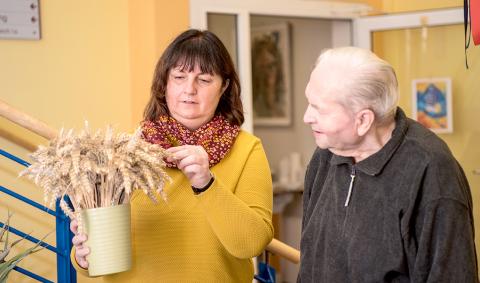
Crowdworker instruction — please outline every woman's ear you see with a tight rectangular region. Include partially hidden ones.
[356,109,375,136]
[221,79,230,94]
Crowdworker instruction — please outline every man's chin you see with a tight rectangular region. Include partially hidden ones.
[314,143,329,150]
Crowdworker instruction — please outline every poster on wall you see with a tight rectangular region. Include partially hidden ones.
[251,22,291,126]
[412,77,453,133]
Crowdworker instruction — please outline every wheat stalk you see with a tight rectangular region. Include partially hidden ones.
[20,123,171,219]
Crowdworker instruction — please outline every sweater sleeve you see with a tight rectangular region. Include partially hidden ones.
[410,198,478,282]
[195,139,273,259]
[408,155,478,282]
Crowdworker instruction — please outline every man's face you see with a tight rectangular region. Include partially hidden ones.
[303,66,359,153]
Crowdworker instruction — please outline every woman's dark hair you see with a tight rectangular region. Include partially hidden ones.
[143,29,244,126]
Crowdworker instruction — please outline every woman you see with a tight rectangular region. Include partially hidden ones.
[70,29,273,282]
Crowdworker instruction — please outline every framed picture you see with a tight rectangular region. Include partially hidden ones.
[412,77,453,133]
[251,22,291,126]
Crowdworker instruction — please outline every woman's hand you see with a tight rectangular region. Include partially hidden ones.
[70,218,90,269]
[166,145,212,188]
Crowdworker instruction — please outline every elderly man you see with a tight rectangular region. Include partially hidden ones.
[298,47,478,282]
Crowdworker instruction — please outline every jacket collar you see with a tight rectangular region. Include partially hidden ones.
[330,107,409,176]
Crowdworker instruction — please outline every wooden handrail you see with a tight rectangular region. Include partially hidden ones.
[0,98,302,264]
[0,99,57,140]
[266,238,300,264]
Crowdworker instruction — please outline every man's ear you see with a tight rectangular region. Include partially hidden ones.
[356,109,375,136]
[221,79,230,94]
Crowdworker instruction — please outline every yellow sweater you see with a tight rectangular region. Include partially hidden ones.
[73,131,273,282]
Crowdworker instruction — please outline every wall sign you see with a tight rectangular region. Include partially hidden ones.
[0,0,40,40]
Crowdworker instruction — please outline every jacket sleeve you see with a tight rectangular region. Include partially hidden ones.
[298,148,322,283]
[301,150,315,230]
[301,148,327,230]
[410,198,478,282]
[195,139,273,259]
[409,157,478,282]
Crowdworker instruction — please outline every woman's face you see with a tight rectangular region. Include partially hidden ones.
[166,65,228,131]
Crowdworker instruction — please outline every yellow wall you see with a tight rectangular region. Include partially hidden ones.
[0,1,188,282]
[129,1,189,124]
[382,0,461,13]
[341,0,461,14]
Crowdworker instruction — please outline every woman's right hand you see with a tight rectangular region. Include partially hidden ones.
[70,218,90,269]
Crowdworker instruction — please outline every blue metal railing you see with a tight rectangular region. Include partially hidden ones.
[0,148,76,283]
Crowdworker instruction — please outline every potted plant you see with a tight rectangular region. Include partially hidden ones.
[0,212,49,283]
[20,123,170,276]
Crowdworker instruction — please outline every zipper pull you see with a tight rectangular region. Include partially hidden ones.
[344,166,356,207]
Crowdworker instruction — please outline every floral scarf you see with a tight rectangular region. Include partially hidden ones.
[142,115,240,168]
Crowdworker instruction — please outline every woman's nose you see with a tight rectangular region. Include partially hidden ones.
[184,78,197,95]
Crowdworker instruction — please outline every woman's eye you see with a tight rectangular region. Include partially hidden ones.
[174,76,185,80]
[199,78,212,83]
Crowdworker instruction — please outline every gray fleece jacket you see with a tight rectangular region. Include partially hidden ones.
[298,108,478,283]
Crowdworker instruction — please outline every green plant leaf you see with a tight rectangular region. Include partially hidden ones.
[0,212,13,251]
[0,240,46,279]
[0,215,51,282]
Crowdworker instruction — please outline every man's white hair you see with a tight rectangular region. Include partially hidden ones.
[315,47,398,125]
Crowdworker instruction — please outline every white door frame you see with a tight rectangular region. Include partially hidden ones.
[353,7,464,50]
[190,0,371,132]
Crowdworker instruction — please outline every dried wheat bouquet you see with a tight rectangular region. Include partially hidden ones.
[20,123,171,220]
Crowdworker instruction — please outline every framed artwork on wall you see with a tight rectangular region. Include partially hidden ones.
[251,22,292,126]
[412,77,453,133]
